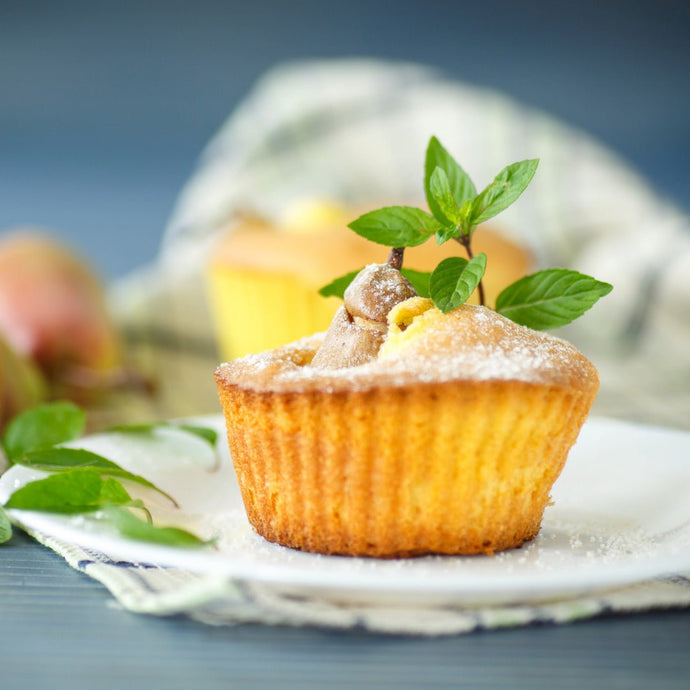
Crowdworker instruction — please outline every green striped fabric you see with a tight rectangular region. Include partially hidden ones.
[110,58,690,429]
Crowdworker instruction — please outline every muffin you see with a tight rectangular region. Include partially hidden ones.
[206,200,532,359]
[215,277,599,557]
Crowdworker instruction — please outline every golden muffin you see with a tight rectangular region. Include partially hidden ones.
[215,289,599,558]
[206,201,532,359]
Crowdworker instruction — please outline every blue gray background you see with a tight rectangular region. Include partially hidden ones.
[1,0,688,278]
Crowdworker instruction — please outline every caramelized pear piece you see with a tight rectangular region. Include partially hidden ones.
[311,264,416,369]
[343,263,417,322]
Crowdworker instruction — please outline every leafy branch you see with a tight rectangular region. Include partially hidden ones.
[0,402,216,547]
[320,135,612,329]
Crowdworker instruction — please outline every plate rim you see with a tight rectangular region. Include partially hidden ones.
[4,416,690,605]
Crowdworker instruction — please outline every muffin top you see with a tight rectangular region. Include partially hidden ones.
[215,298,599,395]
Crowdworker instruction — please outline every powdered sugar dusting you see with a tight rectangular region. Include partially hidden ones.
[216,304,598,394]
[195,504,688,589]
[343,263,416,322]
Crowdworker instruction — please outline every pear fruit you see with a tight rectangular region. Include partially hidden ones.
[311,263,417,369]
[0,230,121,399]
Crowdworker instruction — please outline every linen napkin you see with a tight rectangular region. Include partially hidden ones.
[112,57,690,430]
[20,529,690,636]
[11,58,690,635]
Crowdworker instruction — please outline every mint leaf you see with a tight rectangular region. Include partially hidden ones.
[348,207,441,247]
[470,159,539,227]
[18,447,179,507]
[424,136,476,224]
[2,401,85,463]
[458,199,473,233]
[98,476,133,506]
[430,256,467,310]
[0,507,12,544]
[5,467,132,513]
[435,225,460,245]
[318,269,362,299]
[400,268,432,298]
[100,507,211,548]
[495,268,613,330]
[108,422,218,448]
[429,253,487,313]
[175,425,218,447]
[429,167,462,225]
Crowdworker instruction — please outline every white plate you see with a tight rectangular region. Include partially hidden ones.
[2,416,690,606]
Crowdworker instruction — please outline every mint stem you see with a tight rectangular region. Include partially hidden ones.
[455,236,485,306]
[387,247,405,270]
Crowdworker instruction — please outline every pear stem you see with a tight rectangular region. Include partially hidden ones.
[387,247,405,270]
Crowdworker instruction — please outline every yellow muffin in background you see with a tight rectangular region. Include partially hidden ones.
[215,300,599,558]
[206,200,533,359]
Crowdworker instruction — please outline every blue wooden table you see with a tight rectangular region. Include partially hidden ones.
[3,529,690,689]
[1,3,689,687]
[5,534,690,690]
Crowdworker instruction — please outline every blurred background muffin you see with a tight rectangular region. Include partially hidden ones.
[207,199,532,358]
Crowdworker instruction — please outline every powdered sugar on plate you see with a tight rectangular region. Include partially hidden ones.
[3,417,690,606]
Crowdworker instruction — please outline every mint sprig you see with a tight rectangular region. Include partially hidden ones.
[320,135,611,327]
[4,468,211,547]
[405,137,539,247]
[1,402,216,548]
[17,447,180,507]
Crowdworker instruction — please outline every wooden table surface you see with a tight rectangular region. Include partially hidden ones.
[2,530,690,690]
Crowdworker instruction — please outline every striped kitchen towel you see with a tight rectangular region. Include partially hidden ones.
[111,57,690,430]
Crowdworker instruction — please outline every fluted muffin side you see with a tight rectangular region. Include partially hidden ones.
[216,374,596,557]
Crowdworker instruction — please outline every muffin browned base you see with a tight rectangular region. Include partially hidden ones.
[217,377,593,557]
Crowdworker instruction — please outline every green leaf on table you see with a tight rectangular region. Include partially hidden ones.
[495,268,613,330]
[4,467,132,513]
[424,136,476,225]
[348,207,441,248]
[175,424,218,447]
[108,422,218,448]
[18,447,180,507]
[429,253,487,313]
[0,506,12,544]
[2,401,85,463]
[470,159,539,227]
[101,506,212,548]
[99,477,133,506]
